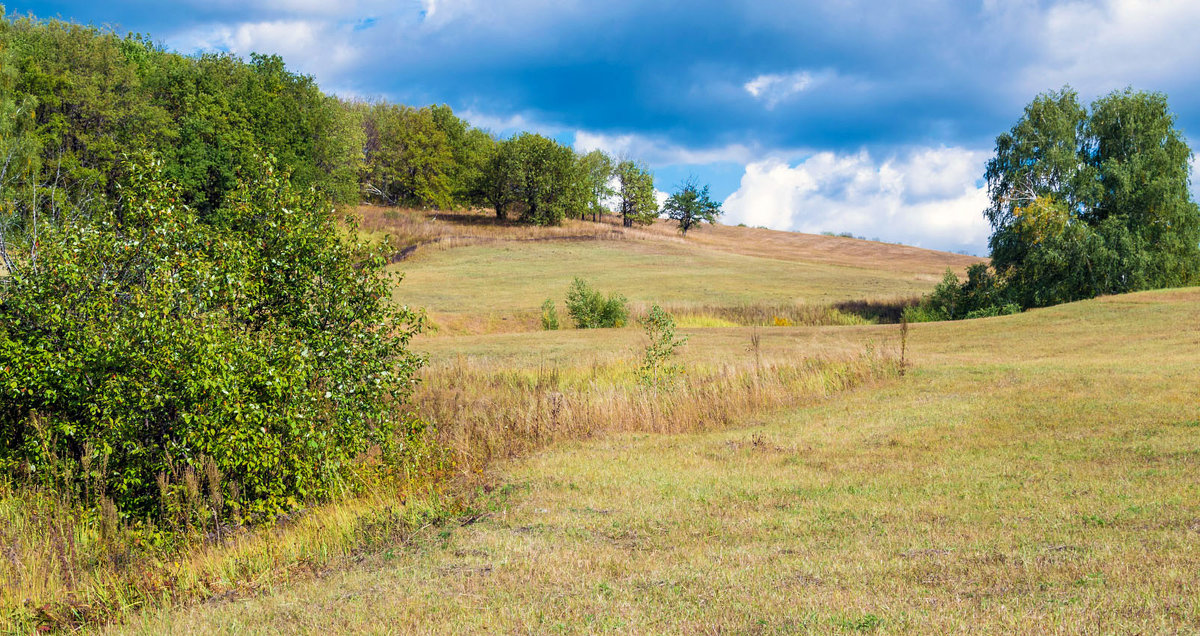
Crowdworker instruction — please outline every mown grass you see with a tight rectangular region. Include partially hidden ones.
[360,206,983,276]
[124,289,1200,633]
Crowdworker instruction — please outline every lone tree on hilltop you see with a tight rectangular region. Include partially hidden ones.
[664,177,722,235]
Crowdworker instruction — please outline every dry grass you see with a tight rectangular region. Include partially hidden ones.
[357,206,631,257]
[419,351,899,476]
[359,205,984,276]
[124,288,1200,634]
[397,240,944,336]
[0,453,457,633]
[362,205,973,336]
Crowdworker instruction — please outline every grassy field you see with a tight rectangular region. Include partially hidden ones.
[121,288,1200,633]
[367,207,981,334]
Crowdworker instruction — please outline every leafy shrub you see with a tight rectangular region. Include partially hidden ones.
[636,304,687,388]
[964,303,1022,319]
[900,303,945,323]
[540,298,560,330]
[564,278,627,328]
[0,156,427,523]
[912,264,1022,322]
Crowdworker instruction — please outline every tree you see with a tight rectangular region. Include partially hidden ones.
[478,136,517,220]
[983,86,1199,307]
[507,132,581,226]
[430,104,493,208]
[0,18,41,274]
[361,103,454,209]
[663,177,721,235]
[615,159,657,227]
[577,149,613,221]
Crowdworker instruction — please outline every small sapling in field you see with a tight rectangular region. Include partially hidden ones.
[637,304,687,389]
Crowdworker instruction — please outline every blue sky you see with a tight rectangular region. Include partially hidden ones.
[8,0,1200,254]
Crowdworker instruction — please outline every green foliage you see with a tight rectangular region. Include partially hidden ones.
[663,177,721,235]
[637,304,687,388]
[615,159,657,227]
[911,265,1021,322]
[508,133,585,226]
[564,277,627,329]
[984,86,1200,308]
[0,156,427,523]
[577,149,614,221]
[0,15,363,215]
[360,102,454,209]
[477,135,518,220]
[540,298,560,331]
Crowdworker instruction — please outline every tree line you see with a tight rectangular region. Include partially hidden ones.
[0,10,722,239]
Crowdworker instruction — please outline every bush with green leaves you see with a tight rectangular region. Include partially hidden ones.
[540,298,560,330]
[564,277,627,329]
[907,264,1020,322]
[0,155,427,523]
[637,304,687,388]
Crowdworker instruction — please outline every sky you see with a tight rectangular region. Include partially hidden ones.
[8,0,1200,255]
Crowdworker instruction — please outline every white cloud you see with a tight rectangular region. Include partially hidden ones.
[743,71,813,109]
[722,147,992,254]
[459,110,550,136]
[574,130,759,166]
[1014,0,1200,96]
[167,19,361,83]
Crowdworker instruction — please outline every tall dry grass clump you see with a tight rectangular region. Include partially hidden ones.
[417,350,901,474]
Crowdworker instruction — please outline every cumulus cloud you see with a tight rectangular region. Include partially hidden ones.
[167,19,362,87]
[722,147,992,254]
[744,71,813,109]
[1013,0,1200,96]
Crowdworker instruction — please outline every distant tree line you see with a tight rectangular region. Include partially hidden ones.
[0,10,720,235]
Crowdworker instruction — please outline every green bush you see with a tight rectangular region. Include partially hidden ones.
[540,298,560,330]
[637,304,687,388]
[564,278,627,328]
[964,303,1022,319]
[0,156,427,524]
[900,303,945,323]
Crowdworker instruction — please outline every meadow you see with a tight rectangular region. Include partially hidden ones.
[98,209,1198,634]
[367,207,980,335]
[6,210,1196,634]
[123,288,1200,633]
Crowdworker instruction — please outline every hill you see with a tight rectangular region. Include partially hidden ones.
[363,206,984,335]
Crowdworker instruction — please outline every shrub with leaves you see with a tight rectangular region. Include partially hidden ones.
[637,304,687,388]
[540,298,560,330]
[0,155,427,523]
[564,277,627,329]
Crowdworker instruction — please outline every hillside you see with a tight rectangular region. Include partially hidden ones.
[128,289,1200,633]
[364,206,984,335]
